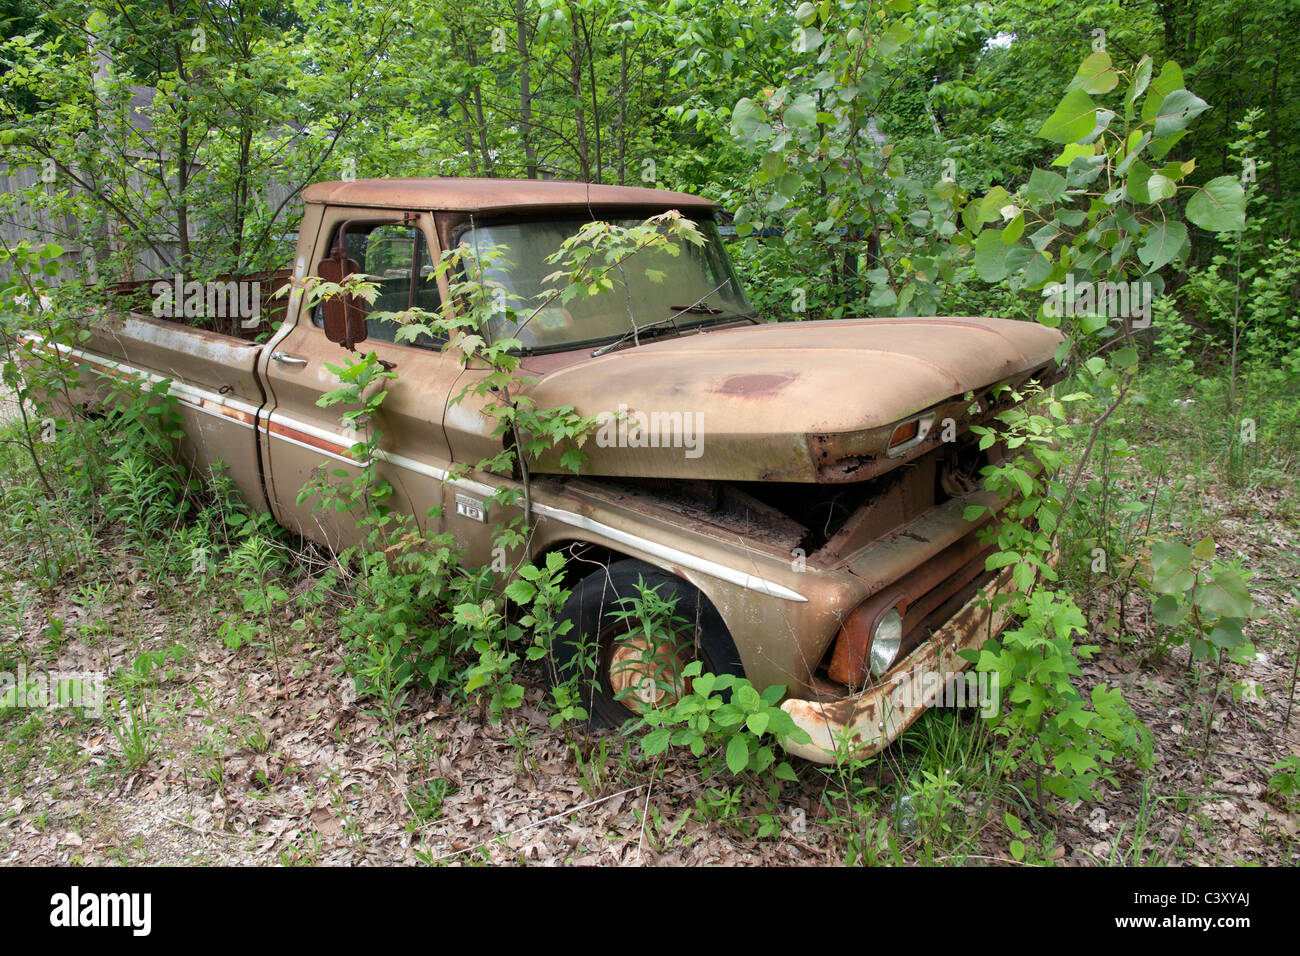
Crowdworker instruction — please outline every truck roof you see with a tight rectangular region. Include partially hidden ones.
[302,178,718,214]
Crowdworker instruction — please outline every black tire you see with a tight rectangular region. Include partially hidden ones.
[549,559,744,729]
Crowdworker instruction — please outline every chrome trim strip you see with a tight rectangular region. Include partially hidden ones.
[39,337,809,604]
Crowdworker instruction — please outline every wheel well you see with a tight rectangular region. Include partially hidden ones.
[534,539,626,593]
[534,539,743,675]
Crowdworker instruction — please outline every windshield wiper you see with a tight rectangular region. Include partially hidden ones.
[591,316,682,357]
[591,283,734,357]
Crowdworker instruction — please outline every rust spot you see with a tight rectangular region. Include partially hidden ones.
[807,432,880,483]
[714,372,795,396]
[267,420,356,460]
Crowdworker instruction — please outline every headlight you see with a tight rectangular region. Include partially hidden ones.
[828,594,908,687]
[869,607,904,677]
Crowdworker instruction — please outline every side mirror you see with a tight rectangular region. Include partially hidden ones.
[317,247,368,350]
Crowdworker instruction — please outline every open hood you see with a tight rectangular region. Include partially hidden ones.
[523,316,1065,483]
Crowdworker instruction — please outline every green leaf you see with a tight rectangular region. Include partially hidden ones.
[794,27,823,52]
[1207,617,1248,649]
[1124,160,1153,204]
[726,736,750,774]
[503,579,536,604]
[868,283,897,308]
[1185,176,1247,232]
[1002,214,1025,244]
[746,711,770,736]
[1025,168,1066,205]
[1024,250,1053,287]
[1152,593,1190,627]
[979,185,1013,223]
[783,94,818,129]
[730,98,765,139]
[1068,51,1118,94]
[1150,89,1208,138]
[1141,61,1185,123]
[1149,130,1188,160]
[1052,143,1094,168]
[1146,173,1176,201]
[559,448,586,473]
[1111,346,1139,370]
[734,682,761,711]
[1197,568,1253,618]
[642,727,671,756]
[876,20,911,57]
[1151,540,1196,593]
[1137,220,1186,273]
[1037,89,1097,144]
[1055,747,1098,775]
[1124,56,1153,119]
[777,171,802,198]
[975,229,1014,281]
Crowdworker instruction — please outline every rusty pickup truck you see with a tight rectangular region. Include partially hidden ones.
[35,178,1063,763]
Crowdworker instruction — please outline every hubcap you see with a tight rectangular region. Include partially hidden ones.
[606,633,694,714]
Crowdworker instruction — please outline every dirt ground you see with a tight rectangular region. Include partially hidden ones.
[0,510,1295,867]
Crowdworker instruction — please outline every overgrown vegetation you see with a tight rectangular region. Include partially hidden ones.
[0,1,1297,866]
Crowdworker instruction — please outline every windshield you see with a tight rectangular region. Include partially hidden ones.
[454,217,753,350]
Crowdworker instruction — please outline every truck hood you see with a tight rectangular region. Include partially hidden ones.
[523,316,1064,483]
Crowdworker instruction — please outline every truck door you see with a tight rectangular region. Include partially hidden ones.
[258,208,462,550]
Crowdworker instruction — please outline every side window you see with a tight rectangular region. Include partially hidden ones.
[312,223,443,348]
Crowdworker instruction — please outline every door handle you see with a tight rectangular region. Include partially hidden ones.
[270,352,307,366]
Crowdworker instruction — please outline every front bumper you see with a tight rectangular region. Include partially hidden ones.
[780,565,1018,764]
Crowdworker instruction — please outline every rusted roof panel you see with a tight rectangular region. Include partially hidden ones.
[302,178,718,213]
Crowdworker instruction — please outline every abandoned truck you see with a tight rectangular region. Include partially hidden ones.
[35,178,1063,763]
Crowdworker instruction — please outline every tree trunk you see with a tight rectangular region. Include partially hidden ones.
[459,97,480,175]
[568,8,590,181]
[167,1,192,275]
[617,35,627,184]
[578,10,602,182]
[515,0,537,179]
[465,41,494,176]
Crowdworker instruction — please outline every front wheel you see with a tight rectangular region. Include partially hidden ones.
[549,560,744,728]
